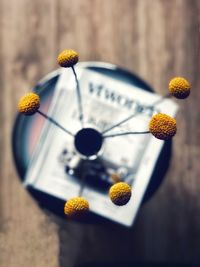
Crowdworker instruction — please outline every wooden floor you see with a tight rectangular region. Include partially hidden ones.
[0,0,200,266]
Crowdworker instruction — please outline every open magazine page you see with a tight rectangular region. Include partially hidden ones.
[24,67,178,226]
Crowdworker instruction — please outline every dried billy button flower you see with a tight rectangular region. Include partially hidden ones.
[64,197,89,218]
[109,182,132,206]
[57,49,79,68]
[149,113,177,140]
[18,92,40,115]
[169,77,191,99]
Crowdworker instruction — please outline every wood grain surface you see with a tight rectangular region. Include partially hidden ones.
[0,0,200,266]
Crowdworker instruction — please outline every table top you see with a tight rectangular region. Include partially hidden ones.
[0,0,200,266]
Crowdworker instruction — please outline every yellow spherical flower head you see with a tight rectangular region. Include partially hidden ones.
[18,92,40,115]
[64,197,89,219]
[169,77,191,99]
[57,49,79,68]
[109,182,132,206]
[149,113,177,140]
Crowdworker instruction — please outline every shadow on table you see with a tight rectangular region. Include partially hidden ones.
[76,263,199,267]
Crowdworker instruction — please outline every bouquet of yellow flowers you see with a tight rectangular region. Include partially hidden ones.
[17,49,191,219]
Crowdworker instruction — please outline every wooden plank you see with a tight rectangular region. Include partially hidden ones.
[0,0,200,266]
[0,0,59,266]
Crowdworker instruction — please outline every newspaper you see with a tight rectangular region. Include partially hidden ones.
[24,65,178,226]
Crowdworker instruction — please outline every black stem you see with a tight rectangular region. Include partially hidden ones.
[78,159,89,197]
[72,66,84,127]
[147,93,171,107]
[37,110,74,137]
[102,111,138,134]
[102,93,171,135]
[103,131,150,138]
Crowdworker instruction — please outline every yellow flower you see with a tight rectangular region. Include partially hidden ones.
[169,77,191,99]
[57,49,79,68]
[109,182,132,206]
[18,92,40,115]
[64,197,89,218]
[149,113,177,140]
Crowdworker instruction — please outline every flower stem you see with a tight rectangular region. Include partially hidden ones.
[102,93,171,135]
[37,110,74,137]
[103,131,150,138]
[71,66,84,128]
[147,93,171,108]
[78,159,89,197]
[102,111,138,134]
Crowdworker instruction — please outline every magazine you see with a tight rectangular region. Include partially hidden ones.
[24,66,178,226]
